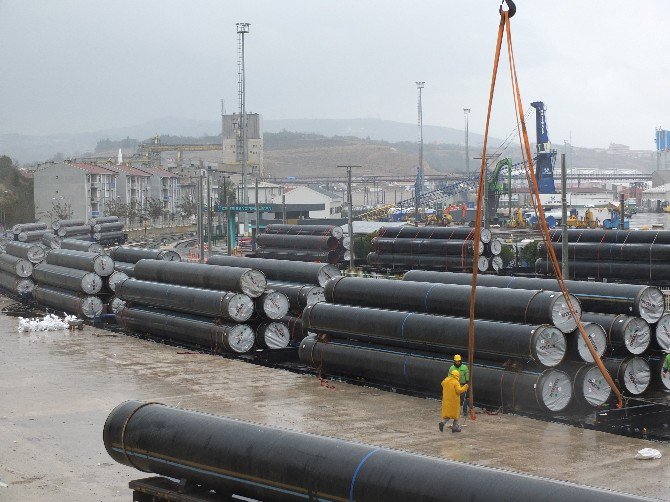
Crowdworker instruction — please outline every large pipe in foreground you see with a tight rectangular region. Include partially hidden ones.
[45,249,115,277]
[377,225,492,244]
[41,233,61,249]
[565,322,607,363]
[367,252,490,272]
[536,258,670,283]
[0,253,33,278]
[106,271,128,292]
[603,357,651,396]
[116,307,255,354]
[116,279,254,322]
[580,313,651,356]
[4,241,46,264]
[104,401,646,501]
[303,302,567,367]
[33,285,103,318]
[110,246,181,263]
[654,314,670,350]
[263,223,344,239]
[300,337,573,413]
[281,315,309,342]
[402,270,664,324]
[254,290,290,320]
[371,238,484,256]
[561,362,612,408]
[33,263,103,294]
[113,261,135,277]
[60,238,104,254]
[257,233,340,251]
[133,260,267,298]
[252,321,291,349]
[266,281,324,315]
[325,277,581,333]
[0,270,34,296]
[207,255,341,287]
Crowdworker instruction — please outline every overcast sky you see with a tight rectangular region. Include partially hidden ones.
[1,1,668,150]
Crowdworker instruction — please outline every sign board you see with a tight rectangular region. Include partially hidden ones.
[656,129,670,151]
[214,204,274,213]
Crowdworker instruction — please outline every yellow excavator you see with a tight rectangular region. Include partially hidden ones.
[508,208,528,228]
[567,208,598,228]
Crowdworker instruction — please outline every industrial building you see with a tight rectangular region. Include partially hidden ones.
[222,113,263,176]
[279,185,343,219]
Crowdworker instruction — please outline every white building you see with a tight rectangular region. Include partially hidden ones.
[137,166,181,216]
[105,164,151,212]
[277,186,343,219]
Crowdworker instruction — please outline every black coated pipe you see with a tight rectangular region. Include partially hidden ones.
[377,225,492,244]
[490,255,503,272]
[402,270,665,324]
[41,233,61,249]
[106,271,128,293]
[487,238,504,256]
[655,313,670,350]
[60,238,103,254]
[33,285,103,318]
[565,322,607,363]
[536,258,670,283]
[113,261,135,277]
[0,253,32,278]
[325,277,581,333]
[266,281,324,315]
[57,225,91,238]
[33,263,103,294]
[17,230,49,242]
[104,400,646,501]
[255,248,341,264]
[93,231,127,243]
[367,252,490,272]
[108,296,126,315]
[303,302,567,367]
[90,216,120,225]
[300,337,573,413]
[110,246,181,263]
[116,307,255,354]
[45,249,115,277]
[0,270,34,296]
[52,218,86,230]
[372,237,484,256]
[648,357,670,391]
[281,315,308,342]
[254,290,290,320]
[257,233,340,251]
[550,228,670,245]
[208,255,341,287]
[581,313,651,356]
[561,362,612,408]
[5,241,46,264]
[92,222,125,233]
[264,223,344,240]
[12,222,47,235]
[603,357,651,395]
[252,321,291,349]
[541,241,670,262]
[116,278,254,322]
[133,259,267,298]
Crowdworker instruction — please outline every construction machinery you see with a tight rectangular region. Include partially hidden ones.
[567,208,599,229]
[530,101,557,194]
[487,158,513,221]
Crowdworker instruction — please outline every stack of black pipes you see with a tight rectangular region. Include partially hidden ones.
[402,271,667,402]
[0,241,42,298]
[11,222,50,243]
[367,226,504,273]
[52,218,91,239]
[537,228,670,283]
[299,275,586,415]
[89,216,127,245]
[255,224,349,264]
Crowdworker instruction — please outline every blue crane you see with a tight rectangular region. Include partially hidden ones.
[530,101,557,194]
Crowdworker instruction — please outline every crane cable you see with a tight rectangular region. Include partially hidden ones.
[466,3,624,418]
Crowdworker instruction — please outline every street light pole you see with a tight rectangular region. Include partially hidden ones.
[464,108,471,175]
[338,164,360,273]
[207,168,212,257]
[197,168,204,263]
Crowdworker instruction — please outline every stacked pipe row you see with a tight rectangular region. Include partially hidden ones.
[89,215,127,245]
[366,226,504,273]
[113,256,341,355]
[0,241,41,297]
[11,222,50,243]
[299,275,589,415]
[255,224,350,265]
[402,271,669,400]
[536,229,670,283]
[10,215,126,247]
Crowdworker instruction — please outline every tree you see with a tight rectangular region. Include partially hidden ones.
[179,195,197,220]
[45,200,73,221]
[105,199,130,219]
[146,197,166,223]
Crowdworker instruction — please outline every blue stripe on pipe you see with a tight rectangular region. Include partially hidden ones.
[400,312,412,341]
[349,448,381,502]
[423,284,438,312]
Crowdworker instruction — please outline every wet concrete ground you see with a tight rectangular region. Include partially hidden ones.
[0,295,668,501]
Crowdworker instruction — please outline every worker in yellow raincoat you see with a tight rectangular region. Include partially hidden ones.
[439,369,469,433]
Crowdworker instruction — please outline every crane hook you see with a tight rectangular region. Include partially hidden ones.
[499,0,516,18]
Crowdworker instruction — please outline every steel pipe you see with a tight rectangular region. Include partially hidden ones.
[266,281,324,315]
[108,296,126,314]
[565,322,607,363]
[602,357,651,395]
[116,307,255,354]
[57,225,91,238]
[649,357,670,391]
[207,255,340,287]
[0,253,33,278]
[12,222,47,235]
[116,278,254,322]
[113,261,135,277]
[488,238,503,256]
[254,290,290,320]
[377,225,492,244]
[281,316,309,341]
[52,218,86,230]
[541,241,670,262]
[106,271,128,292]
[103,400,648,501]
[536,258,670,283]
[92,222,125,233]
[304,303,566,367]
[325,277,581,333]
[33,285,103,318]
[61,238,104,254]
[257,233,340,251]
[341,235,351,250]
[300,338,573,413]
[255,248,341,264]
[133,260,267,298]
[372,237,484,256]
[252,321,291,349]
[581,313,651,356]
[93,231,127,243]
[41,233,61,249]
[110,246,181,263]
[5,241,46,264]
[89,216,120,225]
[45,249,115,276]
[550,228,670,245]
[0,270,34,296]
[33,263,103,294]
[18,230,49,242]
[264,223,344,240]
[561,362,612,408]
[402,270,665,324]
[367,252,489,272]
[490,255,503,272]
[655,314,670,350]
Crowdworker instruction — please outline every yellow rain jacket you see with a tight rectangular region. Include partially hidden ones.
[441,370,469,420]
